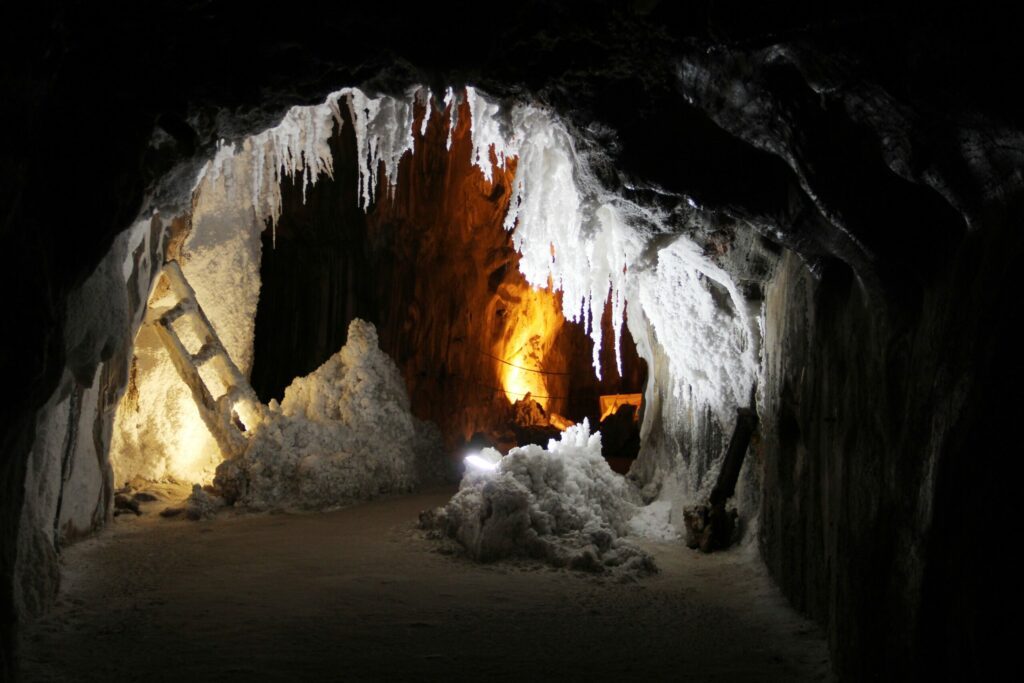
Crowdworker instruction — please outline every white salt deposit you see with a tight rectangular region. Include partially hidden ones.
[627,500,678,541]
[197,86,420,234]
[636,237,758,421]
[346,87,417,207]
[214,319,444,510]
[460,90,758,421]
[428,420,659,574]
[465,86,512,183]
[113,88,426,487]
[187,84,756,413]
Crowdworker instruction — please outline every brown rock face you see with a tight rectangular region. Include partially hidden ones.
[252,97,646,453]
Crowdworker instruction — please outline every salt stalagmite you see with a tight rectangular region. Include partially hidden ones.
[215,319,444,510]
[425,420,658,575]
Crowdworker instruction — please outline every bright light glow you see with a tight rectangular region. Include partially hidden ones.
[165,409,220,484]
[231,399,263,432]
[495,282,564,408]
[464,451,501,472]
[110,321,225,486]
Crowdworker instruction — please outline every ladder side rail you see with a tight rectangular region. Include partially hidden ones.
[164,261,252,396]
[152,317,246,459]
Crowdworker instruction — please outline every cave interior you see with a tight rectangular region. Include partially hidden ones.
[3,2,1023,680]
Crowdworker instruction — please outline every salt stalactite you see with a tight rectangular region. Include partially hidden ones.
[346,87,418,207]
[466,91,645,380]
[190,82,757,429]
[418,88,432,137]
[465,86,512,184]
[462,88,756,426]
[193,86,420,242]
[443,87,458,151]
[636,238,758,421]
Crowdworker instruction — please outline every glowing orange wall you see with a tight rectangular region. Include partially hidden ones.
[257,96,646,450]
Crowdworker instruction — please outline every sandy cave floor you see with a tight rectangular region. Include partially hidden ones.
[19,489,832,682]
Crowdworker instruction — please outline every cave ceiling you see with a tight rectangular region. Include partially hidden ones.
[2,1,1021,439]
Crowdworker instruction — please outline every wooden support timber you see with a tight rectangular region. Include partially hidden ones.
[684,406,759,553]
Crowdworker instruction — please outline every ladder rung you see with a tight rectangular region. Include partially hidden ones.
[190,341,221,365]
[160,302,190,325]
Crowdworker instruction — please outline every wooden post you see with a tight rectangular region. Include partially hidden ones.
[684,405,759,552]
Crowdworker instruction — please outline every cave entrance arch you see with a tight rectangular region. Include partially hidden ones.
[109,88,651,498]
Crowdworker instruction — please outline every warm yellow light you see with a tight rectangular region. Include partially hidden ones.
[599,393,643,422]
[231,399,263,433]
[503,363,547,407]
[497,284,563,409]
[166,406,221,484]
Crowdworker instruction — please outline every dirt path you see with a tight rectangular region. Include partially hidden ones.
[19,490,831,681]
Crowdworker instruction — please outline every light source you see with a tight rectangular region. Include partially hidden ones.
[464,450,502,473]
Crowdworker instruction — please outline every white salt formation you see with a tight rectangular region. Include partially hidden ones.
[197,86,419,233]
[635,237,758,417]
[112,84,760,538]
[215,319,444,510]
[191,84,755,399]
[189,84,756,434]
[427,420,658,575]
[112,88,424,487]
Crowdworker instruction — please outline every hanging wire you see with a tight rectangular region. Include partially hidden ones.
[461,376,572,401]
[471,346,573,375]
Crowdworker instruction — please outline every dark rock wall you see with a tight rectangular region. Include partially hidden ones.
[250,107,375,401]
[760,218,1022,678]
[11,215,165,643]
[673,31,1024,680]
[364,99,527,444]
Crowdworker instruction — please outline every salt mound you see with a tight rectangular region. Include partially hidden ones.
[215,319,444,509]
[427,420,657,575]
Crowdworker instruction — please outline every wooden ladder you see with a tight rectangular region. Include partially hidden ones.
[146,260,262,459]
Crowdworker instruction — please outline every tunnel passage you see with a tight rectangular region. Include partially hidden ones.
[9,6,1023,680]
[249,98,647,466]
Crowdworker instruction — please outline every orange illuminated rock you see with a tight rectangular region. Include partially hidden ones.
[599,393,643,422]
[365,98,581,447]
